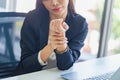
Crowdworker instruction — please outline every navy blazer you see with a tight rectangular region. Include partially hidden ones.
[19,9,88,74]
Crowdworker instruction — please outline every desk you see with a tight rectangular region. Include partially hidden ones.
[1,54,120,80]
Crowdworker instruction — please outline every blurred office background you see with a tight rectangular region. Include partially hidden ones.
[0,0,120,78]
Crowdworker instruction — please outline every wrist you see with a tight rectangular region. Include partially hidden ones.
[40,44,54,62]
[47,43,56,51]
[55,44,68,54]
[38,51,47,65]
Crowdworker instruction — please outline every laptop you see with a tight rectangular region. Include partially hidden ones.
[61,67,120,80]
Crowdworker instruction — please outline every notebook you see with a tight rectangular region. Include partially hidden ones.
[61,67,120,80]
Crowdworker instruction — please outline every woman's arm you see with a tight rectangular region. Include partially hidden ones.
[20,12,55,73]
[55,20,88,70]
[20,16,43,73]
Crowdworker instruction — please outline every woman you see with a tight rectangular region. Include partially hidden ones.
[19,0,88,74]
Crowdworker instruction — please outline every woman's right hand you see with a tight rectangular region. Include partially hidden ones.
[48,19,64,50]
[48,19,69,52]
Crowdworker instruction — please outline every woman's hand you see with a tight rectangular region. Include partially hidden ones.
[49,19,69,53]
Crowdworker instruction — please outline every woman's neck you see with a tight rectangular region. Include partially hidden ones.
[50,11,67,21]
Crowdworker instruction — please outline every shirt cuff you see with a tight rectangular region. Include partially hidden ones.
[38,51,47,66]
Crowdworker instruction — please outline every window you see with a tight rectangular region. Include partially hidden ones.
[75,0,105,60]
[0,0,6,8]
[0,0,36,12]
[107,0,120,55]
[16,0,36,12]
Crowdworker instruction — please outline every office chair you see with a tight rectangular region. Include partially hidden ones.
[0,12,26,79]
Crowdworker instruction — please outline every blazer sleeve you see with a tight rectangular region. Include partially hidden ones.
[20,12,44,73]
[55,18,88,70]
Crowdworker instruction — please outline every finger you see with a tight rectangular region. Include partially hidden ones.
[50,32,67,40]
[54,20,58,32]
[50,19,59,32]
[49,30,61,36]
[50,28,65,36]
[58,19,65,32]
[50,20,55,31]
[55,40,68,45]
[48,36,67,42]
[55,37,67,41]
[49,34,66,42]
[49,36,68,47]
[50,35,67,41]
[55,19,63,32]
[58,18,63,25]
[62,22,69,31]
[54,37,68,43]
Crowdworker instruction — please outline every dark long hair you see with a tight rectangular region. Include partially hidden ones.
[36,0,76,14]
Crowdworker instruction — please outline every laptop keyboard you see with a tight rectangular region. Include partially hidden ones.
[83,72,114,80]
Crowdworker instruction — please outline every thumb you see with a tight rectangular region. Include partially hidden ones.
[62,22,69,31]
